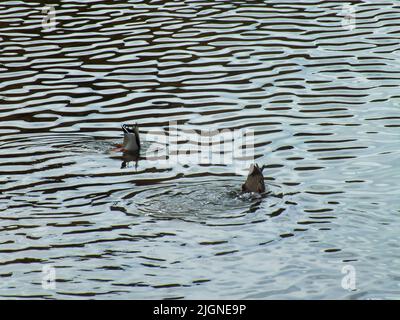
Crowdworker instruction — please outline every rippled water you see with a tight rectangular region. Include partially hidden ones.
[1,0,400,299]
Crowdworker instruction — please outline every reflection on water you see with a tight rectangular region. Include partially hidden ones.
[0,0,400,299]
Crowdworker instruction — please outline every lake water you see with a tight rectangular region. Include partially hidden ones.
[0,0,400,299]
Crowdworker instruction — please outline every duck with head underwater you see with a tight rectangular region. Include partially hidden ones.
[242,163,266,194]
[113,123,141,168]
[121,123,140,154]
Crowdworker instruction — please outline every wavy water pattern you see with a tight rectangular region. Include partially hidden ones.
[0,0,400,299]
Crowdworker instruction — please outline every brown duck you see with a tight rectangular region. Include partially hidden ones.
[242,164,266,193]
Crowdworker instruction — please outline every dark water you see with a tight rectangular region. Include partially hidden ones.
[1,0,400,299]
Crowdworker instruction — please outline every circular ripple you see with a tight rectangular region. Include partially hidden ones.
[114,179,283,225]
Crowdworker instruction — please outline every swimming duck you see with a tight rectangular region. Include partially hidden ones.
[242,163,266,193]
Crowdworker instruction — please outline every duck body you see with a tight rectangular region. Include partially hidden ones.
[242,163,266,193]
[122,123,140,153]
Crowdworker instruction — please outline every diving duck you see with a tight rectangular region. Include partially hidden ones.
[113,123,140,168]
[121,123,140,153]
[242,163,266,193]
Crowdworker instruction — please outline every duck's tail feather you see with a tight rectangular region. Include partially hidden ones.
[122,124,133,134]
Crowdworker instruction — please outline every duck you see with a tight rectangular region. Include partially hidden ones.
[242,163,266,193]
[112,123,140,169]
[121,123,140,154]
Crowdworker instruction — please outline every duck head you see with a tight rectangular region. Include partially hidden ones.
[242,163,266,193]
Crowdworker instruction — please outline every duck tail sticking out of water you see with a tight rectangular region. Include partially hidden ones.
[122,123,140,154]
[242,163,266,194]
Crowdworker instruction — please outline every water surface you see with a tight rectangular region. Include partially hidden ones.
[0,0,400,299]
